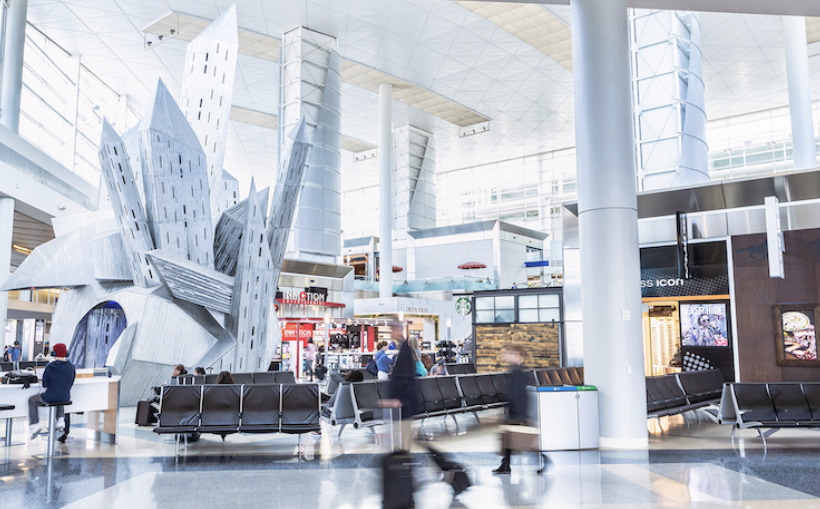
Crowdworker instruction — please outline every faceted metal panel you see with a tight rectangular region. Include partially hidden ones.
[226,180,274,373]
[139,79,214,268]
[146,249,234,314]
[98,120,158,287]
[267,118,312,277]
[91,231,133,282]
[1,225,96,290]
[213,186,270,277]
[180,6,238,229]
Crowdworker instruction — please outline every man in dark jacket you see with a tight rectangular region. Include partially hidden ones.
[493,344,547,474]
[28,343,75,438]
[384,323,423,451]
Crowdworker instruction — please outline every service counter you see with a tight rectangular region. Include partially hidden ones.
[528,385,599,451]
[0,375,120,445]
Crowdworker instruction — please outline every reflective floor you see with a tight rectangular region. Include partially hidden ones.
[3,407,820,508]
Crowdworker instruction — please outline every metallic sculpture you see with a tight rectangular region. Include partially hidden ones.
[180,6,239,228]
[1,9,315,405]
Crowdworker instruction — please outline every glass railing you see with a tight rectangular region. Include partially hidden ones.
[354,277,497,293]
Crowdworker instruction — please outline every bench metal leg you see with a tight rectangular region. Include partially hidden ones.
[337,423,346,438]
[3,417,11,447]
[451,413,460,434]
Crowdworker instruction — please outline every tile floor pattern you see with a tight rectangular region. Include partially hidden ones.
[2,407,820,508]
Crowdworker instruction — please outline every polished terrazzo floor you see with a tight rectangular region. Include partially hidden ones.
[3,404,820,508]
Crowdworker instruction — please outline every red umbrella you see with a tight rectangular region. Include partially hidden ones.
[376,266,404,273]
[458,262,487,270]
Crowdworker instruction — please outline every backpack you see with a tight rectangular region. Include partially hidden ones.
[2,369,39,388]
[365,359,379,377]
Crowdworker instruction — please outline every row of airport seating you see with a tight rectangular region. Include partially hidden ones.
[645,369,724,418]
[324,366,585,436]
[174,371,296,386]
[0,361,49,372]
[152,383,320,453]
[718,382,820,447]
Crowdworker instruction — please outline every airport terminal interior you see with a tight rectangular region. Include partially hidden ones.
[3,0,820,507]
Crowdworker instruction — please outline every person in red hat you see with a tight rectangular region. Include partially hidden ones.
[28,342,75,439]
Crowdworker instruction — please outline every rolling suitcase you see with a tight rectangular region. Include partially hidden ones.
[426,445,471,496]
[381,406,414,509]
[135,399,153,426]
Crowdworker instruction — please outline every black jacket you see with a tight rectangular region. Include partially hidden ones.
[42,360,75,403]
[388,340,423,418]
[506,365,530,424]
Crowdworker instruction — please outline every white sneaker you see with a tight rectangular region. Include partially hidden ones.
[56,418,65,430]
[29,423,42,439]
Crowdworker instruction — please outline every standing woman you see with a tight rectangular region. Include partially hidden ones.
[304,338,318,382]
[374,341,392,380]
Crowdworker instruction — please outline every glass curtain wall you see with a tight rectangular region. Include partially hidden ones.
[18,23,139,186]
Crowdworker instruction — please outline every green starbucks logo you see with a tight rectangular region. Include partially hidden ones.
[455,297,472,316]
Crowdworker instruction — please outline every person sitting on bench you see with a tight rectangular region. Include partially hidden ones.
[28,343,75,439]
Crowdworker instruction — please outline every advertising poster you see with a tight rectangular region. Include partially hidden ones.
[680,302,729,347]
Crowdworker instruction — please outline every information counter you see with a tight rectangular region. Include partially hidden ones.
[528,385,599,451]
[0,375,120,444]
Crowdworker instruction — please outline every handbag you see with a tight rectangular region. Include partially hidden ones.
[499,424,540,453]
[2,369,39,388]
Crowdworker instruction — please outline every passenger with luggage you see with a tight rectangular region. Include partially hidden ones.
[493,344,548,475]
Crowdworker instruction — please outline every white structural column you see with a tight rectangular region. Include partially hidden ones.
[0,198,13,335]
[571,0,647,448]
[393,125,436,235]
[379,84,393,299]
[0,0,28,133]
[783,16,817,170]
[280,28,342,263]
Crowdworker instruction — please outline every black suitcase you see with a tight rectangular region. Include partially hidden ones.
[135,399,153,426]
[382,450,414,509]
[426,445,471,495]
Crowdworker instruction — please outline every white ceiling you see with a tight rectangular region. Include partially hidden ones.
[24,0,820,197]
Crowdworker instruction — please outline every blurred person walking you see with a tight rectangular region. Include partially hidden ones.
[493,344,548,475]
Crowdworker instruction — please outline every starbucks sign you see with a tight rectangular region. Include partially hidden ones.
[455,297,472,316]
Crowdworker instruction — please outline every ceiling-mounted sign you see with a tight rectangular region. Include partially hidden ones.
[676,211,690,280]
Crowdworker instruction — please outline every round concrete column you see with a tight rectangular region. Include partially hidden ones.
[571,0,648,448]
[378,83,393,298]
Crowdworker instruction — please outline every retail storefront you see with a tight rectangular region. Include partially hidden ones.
[639,240,734,381]
[471,287,564,373]
[273,259,354,377]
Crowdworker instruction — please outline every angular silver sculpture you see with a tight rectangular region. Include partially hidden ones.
[1,8,316,404]
[180,5,238,229]
[226,180,273,372]
[140,79,213,268]
[98,120,158,287]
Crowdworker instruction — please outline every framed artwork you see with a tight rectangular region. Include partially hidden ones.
[774,304,820,367]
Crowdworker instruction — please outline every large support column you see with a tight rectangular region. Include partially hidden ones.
[0,0,28,133]
[280,27,342,263]
[379,84,393,299]
[571,0,647,448]
[0,198,14,340]
[393,125,436,236]
[783,16,817,170]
